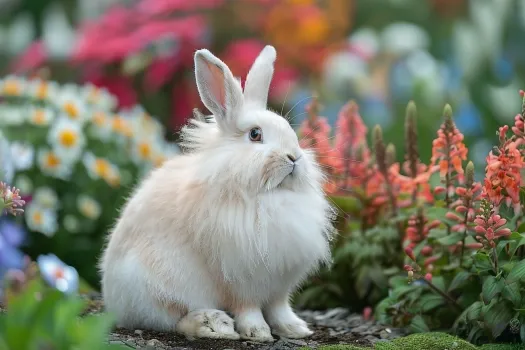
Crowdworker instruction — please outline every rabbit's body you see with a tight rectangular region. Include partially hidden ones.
[100,46,333,342]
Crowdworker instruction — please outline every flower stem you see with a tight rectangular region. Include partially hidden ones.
[423,278,462,311]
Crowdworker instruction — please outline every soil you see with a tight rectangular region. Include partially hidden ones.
[80,295,407,350]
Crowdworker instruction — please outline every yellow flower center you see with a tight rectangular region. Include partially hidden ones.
[45,153,60,168]
[94,159,110,177]
[63,102,79,119]
[58,129,77,147]
[92,112,106,126]
[3,80,20,95]
[32,110,47,125]
[138,142,151,159]
[36,83,48,99]
[33,211,43,225]
[112,116,132,137]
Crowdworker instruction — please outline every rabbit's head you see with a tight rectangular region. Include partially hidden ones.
[180,45,324,194]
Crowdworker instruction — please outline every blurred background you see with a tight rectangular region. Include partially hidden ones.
[0,0,524,290]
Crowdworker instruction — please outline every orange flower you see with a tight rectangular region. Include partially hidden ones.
[483,125,523,210]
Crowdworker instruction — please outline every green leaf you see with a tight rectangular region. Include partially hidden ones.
[521,323,525,344]
[427,228,448,239]
[473,252,493,274]
[436,232,464,246]
[482,276,504,304]
[483,300,514,338]
[448,271,472,292]
[409,315,430,333]
[419,294,445,313]
[506,260,525,284]
[502,282,522,306]
[466,301,483,322]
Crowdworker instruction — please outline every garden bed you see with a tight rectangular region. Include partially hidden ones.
[82,294,406,349]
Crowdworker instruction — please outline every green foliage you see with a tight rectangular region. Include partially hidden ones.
[0,279,123,350]
[305,332,524,350]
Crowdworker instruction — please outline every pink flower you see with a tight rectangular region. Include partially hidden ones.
[474,199,512,248]
[137,0,225,15]
[10,40,47,74]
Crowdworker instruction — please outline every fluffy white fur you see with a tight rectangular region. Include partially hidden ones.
[100,45,334,342]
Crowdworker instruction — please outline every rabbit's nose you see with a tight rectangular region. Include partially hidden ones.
[287,154,296,163]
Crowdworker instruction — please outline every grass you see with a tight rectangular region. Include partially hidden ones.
[304,332,525,350]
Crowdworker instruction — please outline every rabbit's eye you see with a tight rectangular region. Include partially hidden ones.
[249,127,263,142]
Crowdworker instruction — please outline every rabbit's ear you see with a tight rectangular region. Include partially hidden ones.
[243,45,276,109]
[194,49,243,129]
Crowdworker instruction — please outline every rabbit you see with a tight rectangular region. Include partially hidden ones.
[99,45,335,342]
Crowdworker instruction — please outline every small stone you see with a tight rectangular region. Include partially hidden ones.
[284,338,307,346]
[135,329,143,336]
[146,339,163,348]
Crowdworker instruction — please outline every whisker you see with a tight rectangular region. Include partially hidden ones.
[280,81,292,117]
[285,95,316,121]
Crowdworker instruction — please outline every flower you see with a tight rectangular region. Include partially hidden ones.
[82,152,121,187]
[0,76,25,97]
[0,219,26,277]
[48,117,86,161]
[27,79,58,101]
[10,40,48,74]
[0,182,25,216]
[33,187,59,209]
[81,83,118,110]
[24,202,57,237]
[483,125,523,211]
[109,114,133,138]
[37,148,72,180]
[474,199,511,248]
[27,106,54,127]
[56,86,88,123]
[87,111,113,141]
[37,254,78,294]
[9,142,34,171]
[77,195,101,220]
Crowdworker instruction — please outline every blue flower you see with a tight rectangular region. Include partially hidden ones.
[37,254,79,294]
[0,219,26,278]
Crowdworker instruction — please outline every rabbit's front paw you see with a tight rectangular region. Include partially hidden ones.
[176,309,240,340]
[266,306,313,339]
[235,309,275,342]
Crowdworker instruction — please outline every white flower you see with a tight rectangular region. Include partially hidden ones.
[77,194,101,220]
[56,85,88,124]
[381,22,430,55]
[87,111,112,141]
[37,148,72,180]
[27,106,55,127]
[37,254,78,294]
[82,152,121,187]
[48,116,86,161]
[81,83,117,111]
[0,75,26,97]
[130,137,162,164]
[27,79,59,101]
[25,202,58,237]
[10,141,34,170]
[33,187,59,209]
[125,106,164,139]
[0,104,26,126]
[108,114,133,139]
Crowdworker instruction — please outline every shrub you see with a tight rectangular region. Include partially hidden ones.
[297,92,525,344]
[0,75,178,287]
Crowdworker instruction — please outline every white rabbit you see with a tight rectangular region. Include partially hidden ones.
[99,45,334,342]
